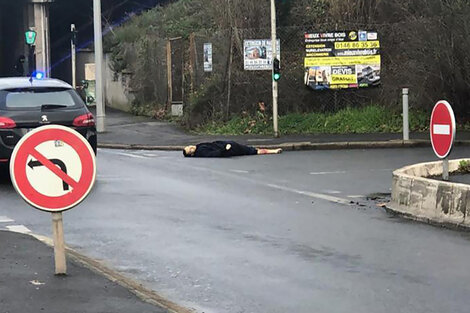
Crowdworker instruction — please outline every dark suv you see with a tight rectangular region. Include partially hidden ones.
[0,77,97,164]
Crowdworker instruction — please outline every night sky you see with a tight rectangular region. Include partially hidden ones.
[49,0,170,76]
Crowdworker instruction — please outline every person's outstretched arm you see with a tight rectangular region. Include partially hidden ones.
[256,148,282,155]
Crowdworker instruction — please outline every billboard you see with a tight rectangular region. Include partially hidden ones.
[304,31,381,90]
[244,39,280,71]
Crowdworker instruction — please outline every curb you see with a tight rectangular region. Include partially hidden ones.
[389,158,470,230]
[384,206,470,232]
[96,139,454,151]
[31,233,194,313]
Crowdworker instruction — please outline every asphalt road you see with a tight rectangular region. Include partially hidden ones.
[2,147,470,313]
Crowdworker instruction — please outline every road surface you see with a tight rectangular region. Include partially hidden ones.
[1,147,470,313]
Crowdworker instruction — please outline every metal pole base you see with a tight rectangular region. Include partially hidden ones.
[96,115,106,133]
[443,158,449,181]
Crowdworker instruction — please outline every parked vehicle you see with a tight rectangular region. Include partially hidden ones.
[0,77,97,164]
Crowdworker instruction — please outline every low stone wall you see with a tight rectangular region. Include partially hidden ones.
[390,158,470,228]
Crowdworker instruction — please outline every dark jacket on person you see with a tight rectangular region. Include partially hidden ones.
[190,141,257,158]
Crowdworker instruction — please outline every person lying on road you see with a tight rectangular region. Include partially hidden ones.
[183,141,282,158]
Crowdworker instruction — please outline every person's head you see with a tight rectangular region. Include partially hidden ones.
[183,145,197,157]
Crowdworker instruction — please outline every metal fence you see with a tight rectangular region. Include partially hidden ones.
[122,20,462,126]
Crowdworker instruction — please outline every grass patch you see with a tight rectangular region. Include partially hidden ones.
[197,105,432,135]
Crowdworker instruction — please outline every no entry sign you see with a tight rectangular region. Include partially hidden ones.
[430,100,456,159]
[10,125,96,212]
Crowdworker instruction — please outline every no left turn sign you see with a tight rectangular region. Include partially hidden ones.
[10,125,96,212]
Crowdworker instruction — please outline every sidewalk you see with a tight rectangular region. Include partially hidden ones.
[0,230,169,313]
[92,107,470,150]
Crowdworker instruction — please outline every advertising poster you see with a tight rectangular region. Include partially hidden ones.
[304,31,381,90]
[203,43,213,72]
[244,39,280,71]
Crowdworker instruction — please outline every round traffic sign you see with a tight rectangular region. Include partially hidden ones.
[430,100,456,159]
[10,125,96,212]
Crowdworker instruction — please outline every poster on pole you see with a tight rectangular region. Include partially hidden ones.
[304,31,381,90]
[244,39,280,71]
[203,43,213,72]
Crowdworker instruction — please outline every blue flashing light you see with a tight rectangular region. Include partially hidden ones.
[32,71,45,80]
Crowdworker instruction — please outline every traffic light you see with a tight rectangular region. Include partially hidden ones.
[25,30,37,45]
[273,58,281,81]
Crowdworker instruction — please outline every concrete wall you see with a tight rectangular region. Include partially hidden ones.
[75,50,133,112]
[390,159,470,228]
[104,54,134,112]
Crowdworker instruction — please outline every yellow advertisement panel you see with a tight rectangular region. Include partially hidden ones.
[331,74,357,84]
[304,30,381,90]
[335,41,380,50]
[305,55,381,67]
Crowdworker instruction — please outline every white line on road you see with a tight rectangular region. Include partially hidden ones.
[7,225,31,234]
[310,171,347,175]
[267,184,351,205]
[322,190,341,194]
[176,162,353,205]
[103,150,355,206]
[116,152,149,159]
[229,169,250,174]
[433,124,450,135]
[370,168,393,172]
[0,216,14,223]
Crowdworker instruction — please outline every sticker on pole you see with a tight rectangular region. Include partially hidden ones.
[10,125,96,212]
[430,100,456,159]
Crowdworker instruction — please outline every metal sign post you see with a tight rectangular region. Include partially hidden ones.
[10,125,97,275]
[402,88,409,141]
[443,158,449,181]
[270,0,279,138]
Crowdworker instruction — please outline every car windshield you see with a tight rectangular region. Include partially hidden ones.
[0,87,82,110]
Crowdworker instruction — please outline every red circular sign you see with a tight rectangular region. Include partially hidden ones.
[10,125,96,212]
[430,100,456,159]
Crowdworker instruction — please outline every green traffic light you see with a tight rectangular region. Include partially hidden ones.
[273,73,281,81]
[25,30,37,45]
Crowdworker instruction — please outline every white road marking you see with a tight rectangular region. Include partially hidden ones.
[322,190,341,194]
[143,153,159,157]
[310,171,347,175]
[175,162,352,205]
[102,150,356,206]
[230,169,250,174]
[433,124,450,135]
[116,152,149,159]
[7,225,32,234]
[0,216,14,223]
[267,184,351,205]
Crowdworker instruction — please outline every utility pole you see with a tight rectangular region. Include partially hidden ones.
[270,0,279,137]
[93,0,106,133]
[71,24,77,88]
